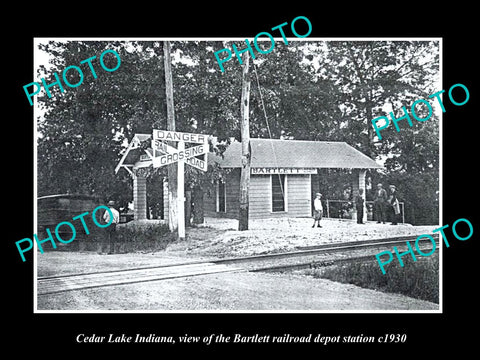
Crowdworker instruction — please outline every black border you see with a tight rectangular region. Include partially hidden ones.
[6,5,477,355]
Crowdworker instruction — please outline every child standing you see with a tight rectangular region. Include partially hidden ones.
[312,193,323,228]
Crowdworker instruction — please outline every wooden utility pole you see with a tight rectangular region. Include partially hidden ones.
[164,40,185,239]
[238,53,251,231]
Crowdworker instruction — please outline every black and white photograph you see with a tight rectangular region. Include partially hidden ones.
[6,7,478,355]
[32,38,442,312]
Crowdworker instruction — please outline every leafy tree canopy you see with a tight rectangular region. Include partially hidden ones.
[36,39,440,224]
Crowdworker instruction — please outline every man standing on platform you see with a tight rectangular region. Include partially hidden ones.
[374,183,387,224]
[388,185,401,225]
[355,188,365,224]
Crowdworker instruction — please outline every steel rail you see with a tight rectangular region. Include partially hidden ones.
[37,234,440,295]
[214,234,439,265]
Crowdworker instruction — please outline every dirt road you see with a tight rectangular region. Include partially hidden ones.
[37,268,438,311]
[36,218,440,311]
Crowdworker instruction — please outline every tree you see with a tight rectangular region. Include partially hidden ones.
[248,40,440,224]
[313,41,440,224]
[167,41,243,224]
[36,41,161,206]
[322,40,439,158]
[36,39,440,226]
[246,41,344,141]
[36,40,242,221]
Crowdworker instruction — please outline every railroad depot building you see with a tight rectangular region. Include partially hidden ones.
[205,138,382,221]
[116,136,382,223]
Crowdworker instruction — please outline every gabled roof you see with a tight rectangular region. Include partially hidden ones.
[115,133,153,175]
[212,138,382,169]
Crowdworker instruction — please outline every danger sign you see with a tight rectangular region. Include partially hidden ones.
[153,130,208,144]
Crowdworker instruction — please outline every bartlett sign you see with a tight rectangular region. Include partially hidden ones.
[251,167,318,175]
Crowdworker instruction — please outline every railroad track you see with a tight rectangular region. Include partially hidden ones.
[38,234,439,296]
[215,234,440,271]
[38,262,246,296]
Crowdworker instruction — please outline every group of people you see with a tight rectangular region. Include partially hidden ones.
[312,183,401,228]
[373,183,401,225]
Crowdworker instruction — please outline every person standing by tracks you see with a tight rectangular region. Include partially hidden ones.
[388,185,401,225]
[374,183,387,224]
[102,200,120,254]
[312,193,323,228]
[355,188,365,224]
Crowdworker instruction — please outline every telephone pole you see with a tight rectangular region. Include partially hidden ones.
[164,40,184,239]
[238,53,251,231]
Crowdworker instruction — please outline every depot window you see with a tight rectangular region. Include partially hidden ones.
[271,174,287,212]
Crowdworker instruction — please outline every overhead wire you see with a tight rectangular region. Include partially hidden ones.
[252,61,292,227]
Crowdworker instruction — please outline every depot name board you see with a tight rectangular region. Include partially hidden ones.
[251,168,318,175]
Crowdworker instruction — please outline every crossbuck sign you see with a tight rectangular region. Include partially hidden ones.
[151,129,211,240]
[152,130,209,171]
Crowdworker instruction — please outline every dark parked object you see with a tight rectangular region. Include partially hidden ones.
[37,194,103,251]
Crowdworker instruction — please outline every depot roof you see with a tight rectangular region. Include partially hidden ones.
[114,133,152,175]
[115,135,383,175]
[212,138,382,169]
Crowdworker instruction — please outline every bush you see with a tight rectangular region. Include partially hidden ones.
[114,222,175,252]
[309,255,439,303]
[116,221,170,241]
[79,221,175,253]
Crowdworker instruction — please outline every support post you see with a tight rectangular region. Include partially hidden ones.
[192,186,205,225]
[163,178,169,222]
[164,40,179,236]
[185,190,192,227]
[177,141,185,240]
[133,173,147,221]
[358,169,367,223]
[238,52,251,231]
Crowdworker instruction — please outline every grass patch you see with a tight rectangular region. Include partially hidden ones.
[307,254,439,303]
[115,222,175,251]
[77,222,176,253]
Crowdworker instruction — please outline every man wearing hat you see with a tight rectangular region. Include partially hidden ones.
[102,200,120,254]
[374,183,387,224]
[388,185,401,225]
[355,188,365,224]
[312,193,323,228]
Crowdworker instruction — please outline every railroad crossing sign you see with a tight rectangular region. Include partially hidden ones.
[185,156,207,171]
[152,143,207,167]
[114,130,211,242]
[153,129,208,144]
[151,129,210,240]
[151,130,209,171]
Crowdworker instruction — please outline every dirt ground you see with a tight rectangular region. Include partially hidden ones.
[37,270,438,311]
[167,217,439,257]
[36,217,440,311]
[37,218,439,276]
